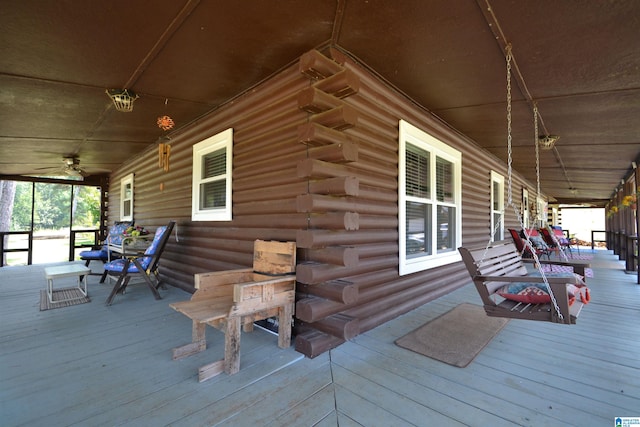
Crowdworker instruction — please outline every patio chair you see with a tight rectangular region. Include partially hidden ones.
[79,220,133,281]
[508,228,551,260]
[104,221,175,306]
[540,226,573,256]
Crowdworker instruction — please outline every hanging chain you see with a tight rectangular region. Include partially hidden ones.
[534,104,569,266]
[534,104,541,198]
[502,45,564,321]
[506,45,513,207]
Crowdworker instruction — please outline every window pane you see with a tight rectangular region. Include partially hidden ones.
[202,149,226,179]
[123,200,131,217]
[124,183,132,199]
[72,186,100,229]
[406,201,432,257]
[200,180,226,210]
[492,181,500,210]
[436,157,454,203]
[437,206,455,253]
[406,145,430,198]
[493,212,502,241]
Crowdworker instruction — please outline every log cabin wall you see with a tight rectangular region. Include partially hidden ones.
[108,48,540,358]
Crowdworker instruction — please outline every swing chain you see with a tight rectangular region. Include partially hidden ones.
[534,104,541,198]
[506,45,513,207]
[504,45,564,321]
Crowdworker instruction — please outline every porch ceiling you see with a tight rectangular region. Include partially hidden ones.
[1,1,639,206]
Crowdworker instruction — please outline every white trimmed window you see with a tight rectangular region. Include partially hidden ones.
[399,120,462,275]
[192,128,233,221]
[120,173,134,221]
[490,171,504,241]
[536,196,546,228]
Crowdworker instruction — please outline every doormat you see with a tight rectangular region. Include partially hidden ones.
[39,288,90,311]
[395,303,508,368]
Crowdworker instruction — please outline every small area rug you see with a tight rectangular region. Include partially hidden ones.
[395,303,508,368]
[39,288,90,311]
[567,254,593,260]
[539,264,594,278]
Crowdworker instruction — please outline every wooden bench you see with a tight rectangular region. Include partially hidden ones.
[170,240,296,382]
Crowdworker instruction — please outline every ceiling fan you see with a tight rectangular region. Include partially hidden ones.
[61,156,93,177]
[35,156,109,179]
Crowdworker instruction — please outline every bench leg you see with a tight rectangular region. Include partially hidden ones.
[172,322,206,360]
[224,316,242,375]
[278,303,293,349]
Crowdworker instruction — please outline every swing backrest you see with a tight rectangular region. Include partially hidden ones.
[459,240,529,305]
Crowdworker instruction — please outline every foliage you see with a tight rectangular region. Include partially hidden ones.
[6,181,100,231]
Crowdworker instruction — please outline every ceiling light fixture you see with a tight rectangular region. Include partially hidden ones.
[538,135,559,150]
[106,88,139,112]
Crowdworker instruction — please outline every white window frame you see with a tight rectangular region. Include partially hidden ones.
[398,120,462,275]
[120,173,134,221]
[490,171,504,241]
[192,128,233,221]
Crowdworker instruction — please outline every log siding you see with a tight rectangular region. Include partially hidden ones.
[108,48,540,358]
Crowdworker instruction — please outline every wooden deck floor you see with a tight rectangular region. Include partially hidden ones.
[1,250,639,426]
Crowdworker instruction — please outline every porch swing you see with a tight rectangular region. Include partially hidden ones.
[458,45,590,324]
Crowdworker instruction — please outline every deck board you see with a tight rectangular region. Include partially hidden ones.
[2,251,639,426]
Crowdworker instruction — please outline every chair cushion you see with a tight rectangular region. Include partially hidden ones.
[106,222,133,246]
[79,248,108,260]
[528,236,549,250]
[144,226,168,255]
[104,257,151,273]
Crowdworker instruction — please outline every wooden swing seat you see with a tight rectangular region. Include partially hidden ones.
[458,240,591,324]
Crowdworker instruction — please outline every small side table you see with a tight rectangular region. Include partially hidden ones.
[44,264,91,303]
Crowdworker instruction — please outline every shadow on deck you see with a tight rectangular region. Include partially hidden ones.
[1,249,639,426]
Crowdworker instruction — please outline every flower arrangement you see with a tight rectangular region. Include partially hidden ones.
[607,189,638,217]
[124,225,149,237]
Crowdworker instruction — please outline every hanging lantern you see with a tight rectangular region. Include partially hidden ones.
[538,135,559,150]
[106,89,139,112]
[157,115,175,131]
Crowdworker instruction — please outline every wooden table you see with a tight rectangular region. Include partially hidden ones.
[44,264,90,303]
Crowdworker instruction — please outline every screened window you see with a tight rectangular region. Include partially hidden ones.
[491,171,504,241]
[120,173,133,221]
[399,120,462,275]
[192,128,233,221]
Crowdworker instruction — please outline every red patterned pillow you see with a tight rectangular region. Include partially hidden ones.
[497,283,552,304]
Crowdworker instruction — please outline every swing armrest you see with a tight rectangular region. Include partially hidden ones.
[521,259,589,278]
[475,275,581,284]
